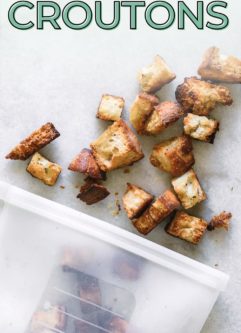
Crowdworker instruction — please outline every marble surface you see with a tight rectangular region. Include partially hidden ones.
[0,1,240,332]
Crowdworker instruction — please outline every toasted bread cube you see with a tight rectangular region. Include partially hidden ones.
[91,120,144,172]
[172,169,206,209]
[68,148,105,180]
[6,122,60,160]
[78,273,101,314]
[27,153,62,186]
[150,135,195,177]
[184,113,219,143]
[108,317,129,333]
[139,55,176,93]
[144,101,184,135]
[75,321,99,333]
[198,47,241,83]
[129,93,159,134]
[175,77,233,116]
[61,246,94,272]
[166,211,208,244]
[77,179,110,205]
[208,211,232,231]
[113,252,144,280]
[123,183,154,219]
[31,304,66,332]
[133,190,180,235]
[97,94,125,121]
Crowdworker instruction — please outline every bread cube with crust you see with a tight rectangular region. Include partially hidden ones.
[208,211,232,231]
[139,55,176,93]
[97,94,125,121]
[175,77,233,116]
[130,93,159,134]
[30,304,66,332]
[27,153,62,186]
[184,113,219,143]
[123,183,154,219]
[6,122,60,160]
[166,211,208,244]
[133,190,180,235]
[144,101,184,135]
[172,169,206,209]
[77,179,110,205]
[91,120,144,172]
[68,148,105,180]
[198,47,241,83]
[150,135,195,177]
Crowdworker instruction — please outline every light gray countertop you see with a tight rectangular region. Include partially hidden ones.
[0,1,240,332]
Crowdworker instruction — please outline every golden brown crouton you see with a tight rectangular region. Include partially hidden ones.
[183,113,219,143]
[31,305,66,332]
[123,183,154,219]
[139,55,176,93]
[150,135,195,177]
[175,77,233,116]
[97,94,125,121]
[172,169,206,209]
[130,93,159,134]
[61,246,93,272]
[208,211,232,231]
[198,47,241,83]
[133,190,180,235]
[144,101,184,135]
[27,153,62,186]
[91,120,144,172]
[112,252,144,281]
[6,122,60,160]
[68,148,105,180]
[166,211,208,244]
[77,179,110,205]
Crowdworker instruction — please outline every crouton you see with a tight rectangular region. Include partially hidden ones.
[198,47,241,83]
[133,190,180,235]
[78,273,101,314]
[175,77,233,116]
[144,101,184,135]
[31,305,66,332]
[123,183,154,219]
[108,317,129,333]
[6,122,60,160]
[208,211,232,231]
[77,179,110,205]
[97,94,125,121]
[61,246,93,272]
[129,93,159,134]
[91,120,144,172]
[139,55,176,93]
[166,211,208,244]
[75,321,99,333]
[68,148,105,180]
[150,135,195,177]
[27,153,62,186]
[113,252,144,280]
[171,169,206,209]
[183,113,219,143]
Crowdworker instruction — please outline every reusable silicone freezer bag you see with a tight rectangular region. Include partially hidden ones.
[0,182,229,333]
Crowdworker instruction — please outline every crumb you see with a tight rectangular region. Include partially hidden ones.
[112,198,121,216]
[123,168,130,174]
[60,185,65,189]
[115,192,119,196]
